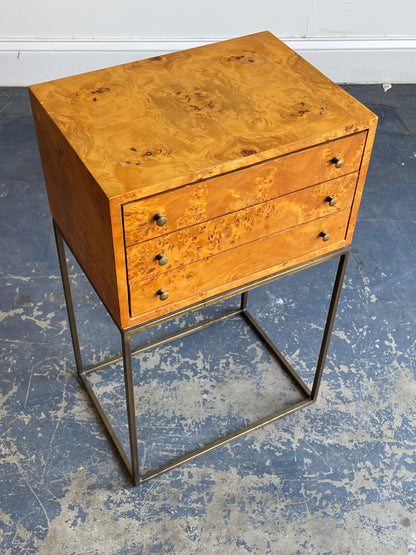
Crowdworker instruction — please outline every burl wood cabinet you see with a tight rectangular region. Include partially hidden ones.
[29,32,377,484]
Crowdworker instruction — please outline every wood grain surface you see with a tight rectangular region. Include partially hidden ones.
[29,31,377,328]
[29,31,376,202]
[123,132,365,246]
[129,210,350,319]
[345,123,377,244]
[29,90,126,326]
[126,173,357,282]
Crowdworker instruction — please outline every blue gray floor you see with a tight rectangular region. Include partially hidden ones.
[0,85,415,554]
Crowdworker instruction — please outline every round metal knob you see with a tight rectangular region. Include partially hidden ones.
[155,253,168,266]
[154,213,167,227]
[331,156,344,169]
[319,231,331,242]
[326,195,338,207]
[156,288,169,301]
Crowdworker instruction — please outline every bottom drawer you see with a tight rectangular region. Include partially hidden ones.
[129,209,350,319]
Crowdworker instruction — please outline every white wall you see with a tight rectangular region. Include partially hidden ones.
[1,0,415,85]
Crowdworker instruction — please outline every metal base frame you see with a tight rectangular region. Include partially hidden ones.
[53,220,350,486]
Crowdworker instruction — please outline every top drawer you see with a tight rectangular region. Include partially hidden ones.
[123,132,366,247]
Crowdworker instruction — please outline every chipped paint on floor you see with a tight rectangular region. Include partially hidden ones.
[0,85,415,554]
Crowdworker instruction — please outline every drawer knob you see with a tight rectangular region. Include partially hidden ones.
[155,253,168,266]
[156,288,169,301]
[154,213,167,226]
[319,231,331,242]
[326,195,338,207]
[331,156,344,169]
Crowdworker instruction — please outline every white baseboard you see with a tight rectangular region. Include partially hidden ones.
[1,37,415,85]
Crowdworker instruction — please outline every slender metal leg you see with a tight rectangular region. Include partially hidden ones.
[121,332,140,485]
[311,250,350,400]
[240,291,248,310]
[53,221,83,375]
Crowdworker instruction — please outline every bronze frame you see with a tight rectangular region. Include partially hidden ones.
[53,219,350,486]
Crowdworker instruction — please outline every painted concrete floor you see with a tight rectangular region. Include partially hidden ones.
[0,84,415,554]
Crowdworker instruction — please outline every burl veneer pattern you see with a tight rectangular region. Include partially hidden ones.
[29,31,377,329]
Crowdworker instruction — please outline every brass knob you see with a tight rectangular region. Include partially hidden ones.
[156,288,169,301]
[319,231,331,242]
[154,213,167,226]
[326,195,338,207]
[155,253,168,266]
[331,156,344,169]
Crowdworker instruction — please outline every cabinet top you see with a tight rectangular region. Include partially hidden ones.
[29,31,376,201]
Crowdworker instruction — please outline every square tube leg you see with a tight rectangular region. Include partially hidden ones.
[53,221,83,375]
[311,249,350,400]
[121,332,140,485]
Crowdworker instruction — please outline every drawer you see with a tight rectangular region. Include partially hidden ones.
[126,173,358,282]
[123,131,366,247]
[128,209,350,318]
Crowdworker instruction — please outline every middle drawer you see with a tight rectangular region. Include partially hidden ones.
[126,172,358,283]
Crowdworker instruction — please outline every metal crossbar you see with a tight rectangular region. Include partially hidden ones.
[53,220,350,486]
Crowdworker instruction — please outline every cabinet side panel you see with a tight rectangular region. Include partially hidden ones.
[29,89,123,327]
[345,120,378,243]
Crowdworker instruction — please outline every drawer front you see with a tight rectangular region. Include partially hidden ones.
[128,209,350,318]
[126,173,357,282]
[123,132,366,247]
